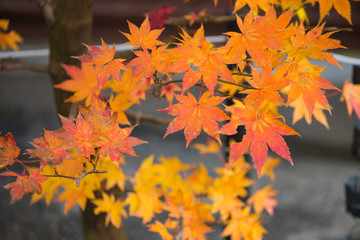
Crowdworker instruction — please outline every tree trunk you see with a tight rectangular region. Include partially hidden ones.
[82,200,128,240]
[49,1,129,239]
[49,0,93,117]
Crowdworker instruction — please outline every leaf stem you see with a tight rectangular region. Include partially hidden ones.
[15,158,32,172]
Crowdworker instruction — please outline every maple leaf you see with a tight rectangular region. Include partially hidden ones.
[30,165,64,206]
[101,157,126,191]
[0,19,23,51]
[56,178,96,214]
[221,206,266,240]
[167,25,235,95]
[99,125,147,163]
[26,129,69,166]
[192,138,221,155]
[233,0,279,15]
[310,0,352,23]
[243,65,286,108]
[160,83,181,105]
[285,23,345,66]
[289,95,331,129]
[285,59,338,116]
[0,132,20,169]
[77,95,116,133]
[161,91,229,147]
[125,191,164,223]
[61,157,87,177]
[260,157,281,181]
[121,15,164,49]
[210,162,253,221]
[58,113,98,159]
[105,68,149,105]
[2,169,47,204]
[93,192,127,228]
[341,80,360,119]
[147,5,176,29]
[184,9,207,26]
[77,38,116,65]
[225,8,293,65]
[248,184,278,215]
[129,44,169,78]
[55,63,102,105]
[187,163,213,194]
[221,103,299,175]
[147,221,174,240]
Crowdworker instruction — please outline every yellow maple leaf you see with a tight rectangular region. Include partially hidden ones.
[192,138,221,155]
[260,157,281,181]
[56,178,96,214]
[0,19,23,51]
[93,192,127,228]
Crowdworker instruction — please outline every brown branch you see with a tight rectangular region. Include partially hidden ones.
[167,14,238,27]
[30,0,55,28]
[125,110,171,125]
[1,58,49,73]
[44,169,107,187]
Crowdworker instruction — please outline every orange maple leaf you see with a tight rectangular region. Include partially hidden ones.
[148,221,174,240]
[98,125,147,163]
[160,83,181,105]
[121,15,164,50]
[342,80,360,119]
[285,59,338,116]
[248,184,278,215]
[310,0,352,23]
[58,113,98,159]
[1,169,47,204]
[167,25,235,95]
[0,133,20,169]
[55,63,102,105]
[221,103,299,175]
[285,22,345,67]
[289,96,331,129]
[161,91,229,147]
[26,129,69,166]
[243,65,286,108]
[225,7,293,65]
[77,38,116,65]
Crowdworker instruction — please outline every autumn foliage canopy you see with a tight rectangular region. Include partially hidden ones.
[1,0,360,239]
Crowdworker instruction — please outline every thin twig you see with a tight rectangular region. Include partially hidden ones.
[125,110,171,125]
[167,14,238,27]
[0,58,49,73]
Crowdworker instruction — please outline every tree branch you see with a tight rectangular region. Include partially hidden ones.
[0,58,49,73]
[30,0,55,28]
[167,13,237,27]
[125,110,171,125]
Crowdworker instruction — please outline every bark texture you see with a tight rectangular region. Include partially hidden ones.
[49,0,93,116]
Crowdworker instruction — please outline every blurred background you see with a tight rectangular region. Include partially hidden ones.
[1,0,360,239]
